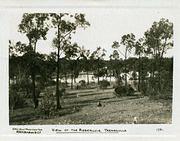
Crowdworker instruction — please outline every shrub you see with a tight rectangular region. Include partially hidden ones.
[39,88,56,117]
[99,80,110,89]
[127,85,135,96]
[88,82,96,89]
[114,85,135,97]
[149,92,172,100]
[9,84,27,111]
[79,80,86,87]
[76,80,87,89]
[114,86,127,97]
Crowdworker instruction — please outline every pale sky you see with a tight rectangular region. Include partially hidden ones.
[8,8,174,59]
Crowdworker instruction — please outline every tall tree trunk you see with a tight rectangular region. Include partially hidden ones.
[124,48,128,89]
[65,73,67,86]
[74,76,76,83]
[151,56,155,84]
[97,58,99,85]
[97,58,100,85]
[31,72,38,108]
[158,38,167,92]
[115,69,121,86]
[56,47,61,109]
[29,38,38,108]
[56,23,61,110]
[138,55,141,91]
[86,71,89,85]
[71,74,73,89]
[109,72,111,83]
[158,57,162,92]
[124,72,127,88]
[97,75,100,85]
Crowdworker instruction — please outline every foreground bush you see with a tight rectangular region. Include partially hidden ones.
[114,85,135,97]
[99,80,110,89]
[39,89,56,117]
[76,80,87,89]
[79,80,86,87]
[9,84,27,112]
[141,76,172,98]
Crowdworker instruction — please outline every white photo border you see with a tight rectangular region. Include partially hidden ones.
[0,0,180,140]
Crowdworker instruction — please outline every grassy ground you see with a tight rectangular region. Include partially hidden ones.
[9,87,172,125]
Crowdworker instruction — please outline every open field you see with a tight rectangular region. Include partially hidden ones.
[9,87,172,125]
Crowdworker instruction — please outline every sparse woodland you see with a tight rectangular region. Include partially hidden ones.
[9,13,173,124]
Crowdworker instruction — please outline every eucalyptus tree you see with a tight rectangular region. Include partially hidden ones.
[64,41,80,89]
[144,18,173,91]
[134,38,144,91]
[90,46,106,84]
[79,46,91,84]
[9,41,29,88]
[45,52,57,81]
[9,41,25,82]
[112,33,135,89]
[59,57,70,86]
[18,13,49,108]
[50,13,90,109]
[109,50,123,85]
[9,40,47,109]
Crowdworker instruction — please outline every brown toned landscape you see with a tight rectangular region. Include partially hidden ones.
[9,13,173,125]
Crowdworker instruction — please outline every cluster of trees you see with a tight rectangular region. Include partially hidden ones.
[9,13,90,109]
[9,13,173,111]
[110,18,173,95]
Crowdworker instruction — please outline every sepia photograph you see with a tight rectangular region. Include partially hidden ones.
[8,10,173,125]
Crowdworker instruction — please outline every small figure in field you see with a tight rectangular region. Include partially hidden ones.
[97,101,102,107]
[133,116,138,124]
